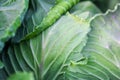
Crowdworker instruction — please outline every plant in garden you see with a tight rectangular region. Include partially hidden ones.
[0,0,120,80]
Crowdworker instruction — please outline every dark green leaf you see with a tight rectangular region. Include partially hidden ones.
[0,60,4,69]
[12,0,55,42]
[0,0,29,52]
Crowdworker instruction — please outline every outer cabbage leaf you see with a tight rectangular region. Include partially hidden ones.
[2,1,101,80]
[64,4,120,80]
[11,0,55,42]
[0,0,28,52]
[1,0,57,79]
[3,12,90,80]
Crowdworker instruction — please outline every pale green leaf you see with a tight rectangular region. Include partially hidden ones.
[41,13,90,80]
[65,3,120,80]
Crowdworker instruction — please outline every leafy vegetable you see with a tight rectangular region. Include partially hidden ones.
[11,0,55,42]
[1,0,120,80]
[2,1,101,80]
[64,4,120,80]
[23,0,80,40]
[0,0,28,52]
